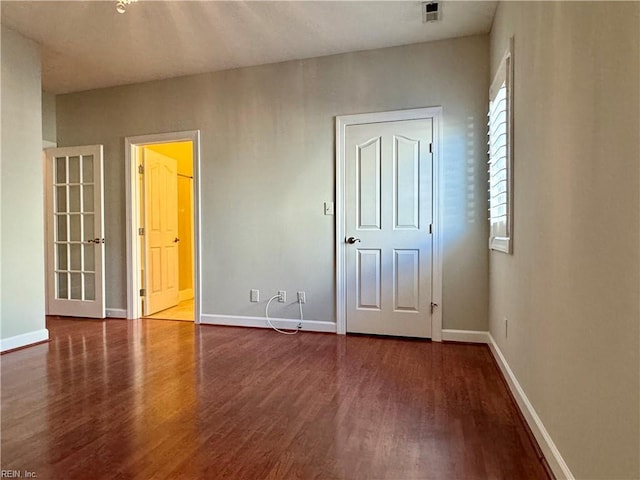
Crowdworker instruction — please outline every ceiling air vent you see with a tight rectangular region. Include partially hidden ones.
[422,2,442,23]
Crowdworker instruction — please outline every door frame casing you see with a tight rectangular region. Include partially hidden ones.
[43,140,57,315]
[125,130,202,323]
[335,107,443,340]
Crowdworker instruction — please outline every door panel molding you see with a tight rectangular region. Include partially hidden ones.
[124,130,202,323]
[336,107,443,340]
[356,249,382,310]
[356,136,382,230]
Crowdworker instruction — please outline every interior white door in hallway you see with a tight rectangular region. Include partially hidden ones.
[143,149,179,315]
[345,119,433,338]
[45,145,105,318]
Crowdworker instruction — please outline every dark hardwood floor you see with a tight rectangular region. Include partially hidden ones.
[1,317,549,479]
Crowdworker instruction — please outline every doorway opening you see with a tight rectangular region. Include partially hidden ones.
[125,131,201,324]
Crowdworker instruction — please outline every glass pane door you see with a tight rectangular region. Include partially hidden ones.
[46,146,105,318]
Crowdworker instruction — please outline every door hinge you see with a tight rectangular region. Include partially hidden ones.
[430,302,439,314]
[429,143,433,154]
[429,224,433,234]
[138,164,144,174]
[139,288,146,297]
[138,227,144,235]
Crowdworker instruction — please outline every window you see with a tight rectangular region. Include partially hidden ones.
[488,39,513,253]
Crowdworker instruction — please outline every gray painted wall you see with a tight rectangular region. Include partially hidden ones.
[57,35,490,331]
[42,90,56,144]
[490,2,639,478]
[1,26,46,339]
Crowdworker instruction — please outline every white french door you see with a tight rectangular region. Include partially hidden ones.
[45,145,105,318]
[344,119,433,338]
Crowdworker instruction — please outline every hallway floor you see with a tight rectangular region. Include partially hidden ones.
[143,298,194,321]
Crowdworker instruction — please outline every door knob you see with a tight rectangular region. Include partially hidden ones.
[346,236,361,244]
[174,237,180,243]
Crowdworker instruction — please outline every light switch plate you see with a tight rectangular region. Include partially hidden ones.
[324,202,334,215]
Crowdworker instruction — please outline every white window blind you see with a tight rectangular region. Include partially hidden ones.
[488,39,513,253]
[488,82,508,236]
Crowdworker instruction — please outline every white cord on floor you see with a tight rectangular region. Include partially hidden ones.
[265,293,303,335]
[298,297,304,323]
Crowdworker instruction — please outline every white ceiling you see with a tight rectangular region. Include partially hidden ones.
[1,1,497,94]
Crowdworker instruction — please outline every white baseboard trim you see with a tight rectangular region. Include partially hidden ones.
[200,314,336,333]
[0,328,50,353]
[106,308,127,319]
[442,329,490,343]
[488,333,574,480]
[179,289,194,302]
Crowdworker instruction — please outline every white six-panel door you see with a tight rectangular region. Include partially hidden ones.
[143,149,179,315]
[45,145,105,318]
[345,119,433,338]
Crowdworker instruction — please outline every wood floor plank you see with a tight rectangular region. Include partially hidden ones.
[0,317,550,479]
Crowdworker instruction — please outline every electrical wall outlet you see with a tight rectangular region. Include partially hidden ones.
[278,290,286,303]
[250,289,259,302]
[297,291,306,303]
